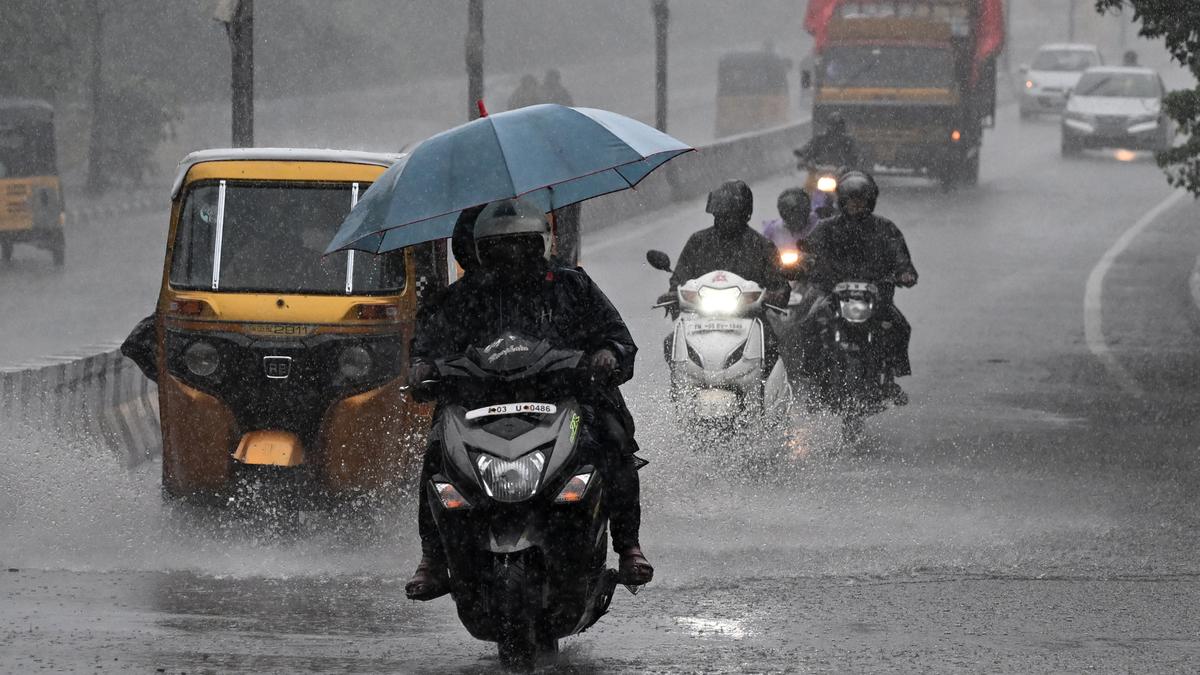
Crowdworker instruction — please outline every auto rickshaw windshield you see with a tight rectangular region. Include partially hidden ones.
[0,120,56,179]
[169,181,405,295]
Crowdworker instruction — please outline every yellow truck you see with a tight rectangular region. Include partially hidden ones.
[803,0,1004,187]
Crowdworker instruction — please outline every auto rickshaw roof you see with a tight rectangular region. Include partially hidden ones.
[0,98,55,123]
[170,147,406,198]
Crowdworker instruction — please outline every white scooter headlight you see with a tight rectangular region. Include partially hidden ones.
[697,286,741,314]
[817,175,838,193]
[840,298,873,323]
[476,451,546,502]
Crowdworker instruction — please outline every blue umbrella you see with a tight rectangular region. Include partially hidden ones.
[326,104,693,254]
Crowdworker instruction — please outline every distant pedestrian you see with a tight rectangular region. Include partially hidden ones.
[540,69,574,107]
[1123,50,1139,67]
[507,74,541,111]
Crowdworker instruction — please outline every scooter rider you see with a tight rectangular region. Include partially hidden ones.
[669,180,787,297]
[793,112,861,170]
[804,171,917,398]
[405,198,653,600]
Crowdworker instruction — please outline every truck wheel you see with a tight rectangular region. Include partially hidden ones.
[494,552,545,671]
[962,152,981,187]
[1,241,12,263]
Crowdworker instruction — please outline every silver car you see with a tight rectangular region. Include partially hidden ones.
[1061,66,1174,157]
[1019,43,1103,118]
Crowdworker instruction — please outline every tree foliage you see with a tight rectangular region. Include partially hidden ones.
[1096,1,1200,194]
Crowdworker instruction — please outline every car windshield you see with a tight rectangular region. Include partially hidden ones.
[169,181,405,295]
[0,120,56,178]
[1074,72,1159,98]
[821,46,955,89]
[1032,49,1098,72]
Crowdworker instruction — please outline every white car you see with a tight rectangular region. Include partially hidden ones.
[1061,66,1173,157]
[1019,43,1103,118]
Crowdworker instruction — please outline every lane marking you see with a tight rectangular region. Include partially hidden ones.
[1084,189,1188,397]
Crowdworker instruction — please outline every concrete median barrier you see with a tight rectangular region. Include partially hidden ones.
[1,119,813,468]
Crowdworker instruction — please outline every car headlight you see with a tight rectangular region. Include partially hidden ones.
[1065,111,1095,123]
[840,299,873,323]
[338,345,372,379]
[816,176,838,193]
[698,285,741,314]
[184,341,219,377]
[476,451,546,502]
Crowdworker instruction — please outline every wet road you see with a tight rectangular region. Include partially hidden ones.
[5,95,1200,672]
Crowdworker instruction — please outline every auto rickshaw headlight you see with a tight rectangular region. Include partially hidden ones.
[184,341,220,377]
[338,345,372,379]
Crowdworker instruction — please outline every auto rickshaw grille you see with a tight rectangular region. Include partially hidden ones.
[165,328,404,450]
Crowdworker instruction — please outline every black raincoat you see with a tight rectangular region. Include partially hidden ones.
[795,130,861,169]
[805,212,917,376]
[669,224,787,294]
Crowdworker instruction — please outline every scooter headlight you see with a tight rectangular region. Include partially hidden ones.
[697,286,741,315]
[476,451,546,502]
[817,175,838,193]
[840,299,873,323]
[184,341,219,377]
[779,249,801,267]
[338,345,372,379]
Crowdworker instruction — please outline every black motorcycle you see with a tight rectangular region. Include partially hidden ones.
[818,280,897,439]
[421,332,625,669]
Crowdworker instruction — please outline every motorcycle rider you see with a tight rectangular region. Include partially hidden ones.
[405,198,653,600]
[793,112,861,170]
[761,187,815,249]
[804,171,917,399]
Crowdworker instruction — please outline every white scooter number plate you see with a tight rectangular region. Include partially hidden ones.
[465,402,557,420]
[686,320,743,334]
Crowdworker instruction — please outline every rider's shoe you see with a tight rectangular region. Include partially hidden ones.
[881,381,908,406]
[405,555,450,601]
[617,546,654,586]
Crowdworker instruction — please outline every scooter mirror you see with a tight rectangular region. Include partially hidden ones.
[645,250,672,272]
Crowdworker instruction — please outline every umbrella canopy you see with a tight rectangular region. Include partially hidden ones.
[326,104,693,254]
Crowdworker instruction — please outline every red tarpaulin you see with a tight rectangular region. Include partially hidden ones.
[804,0,1005,83]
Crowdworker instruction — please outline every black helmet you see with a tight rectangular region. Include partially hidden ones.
[827,112,847,135]
[705,179,754,223]
[451,205,485,272]
[473,198,551,273]
[776,187,811,226]
[836,171,878,215]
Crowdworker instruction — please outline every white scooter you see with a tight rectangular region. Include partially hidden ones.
[646,251,791,427]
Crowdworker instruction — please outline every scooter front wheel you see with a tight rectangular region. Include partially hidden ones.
[493,552,554,670]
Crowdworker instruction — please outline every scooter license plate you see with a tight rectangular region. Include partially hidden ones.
[465,402,557,420]
[686,320,743,333]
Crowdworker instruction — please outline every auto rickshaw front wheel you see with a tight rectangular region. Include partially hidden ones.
[46,229,65,266]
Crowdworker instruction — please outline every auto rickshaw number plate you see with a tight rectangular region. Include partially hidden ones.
[263,356,292,379]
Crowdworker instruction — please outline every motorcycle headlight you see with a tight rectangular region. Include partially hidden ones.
[338,345,372,379]
[697,286,741,314]
[779,249,801,267]
[476,451,546,502]
[816,176,838,193]
[840,299,873,323]
[184,341,219,377]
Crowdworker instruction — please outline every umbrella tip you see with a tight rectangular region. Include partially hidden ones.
[477,99,489,118]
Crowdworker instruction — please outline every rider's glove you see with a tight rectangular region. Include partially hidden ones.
[588,348,620,385]
[408,362,436,388]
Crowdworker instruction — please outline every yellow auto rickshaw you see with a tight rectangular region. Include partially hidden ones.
[715,51,792,138]
[152,148,450,499]
[0,98,65,265]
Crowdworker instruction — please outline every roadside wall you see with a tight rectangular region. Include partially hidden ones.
[1,119,812,469]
